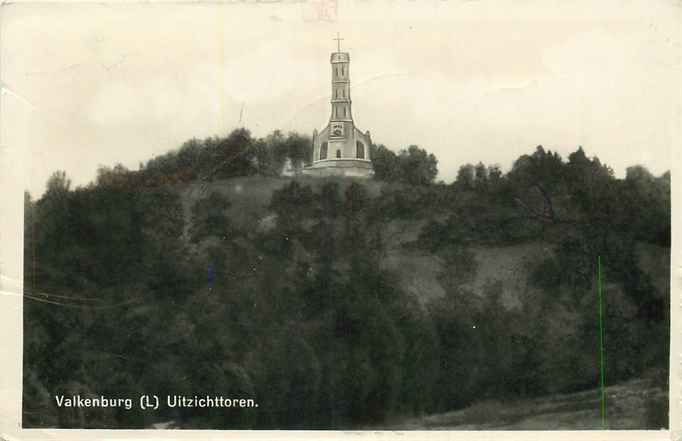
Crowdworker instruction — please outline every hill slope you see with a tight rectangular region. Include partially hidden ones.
[391,375,667,430]
[175,176,669,308]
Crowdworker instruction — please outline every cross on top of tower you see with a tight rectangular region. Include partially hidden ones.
[333,32,344,52]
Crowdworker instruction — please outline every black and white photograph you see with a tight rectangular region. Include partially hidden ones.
[0,0,678,436]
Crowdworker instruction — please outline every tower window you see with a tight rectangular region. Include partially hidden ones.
[356,141,365,159]
[341,66,345,76]
[320,142,328,160]
[336,149,341,158]
[343,107,346,117]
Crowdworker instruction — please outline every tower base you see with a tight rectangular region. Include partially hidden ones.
[301,159,374,178]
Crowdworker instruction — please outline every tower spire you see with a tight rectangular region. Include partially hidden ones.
[333,32,344,52]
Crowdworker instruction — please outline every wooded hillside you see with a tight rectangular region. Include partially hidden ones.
[23,129,670,429]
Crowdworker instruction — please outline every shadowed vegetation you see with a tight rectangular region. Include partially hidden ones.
[23,130,669,429]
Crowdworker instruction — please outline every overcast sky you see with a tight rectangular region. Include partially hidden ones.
[1,0,680,197]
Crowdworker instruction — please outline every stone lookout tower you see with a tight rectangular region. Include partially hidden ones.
[302,34,374,178]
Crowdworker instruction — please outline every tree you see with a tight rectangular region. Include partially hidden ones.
[398,145,438,186]
[213,128,258,178]
[487,164,502,183]
[188,191,232,243]
[270,181,315,228]
[342,183,370,252]
[455,164,475,190]
[625,165,654,182]
[507,146,565,224]
[284,132,313,167]
[318,181,342,219]
[45,170,71,196]
[370,144,400,181]
[371,144,438,185]
[96,164,133,188]
[474,162,488,187]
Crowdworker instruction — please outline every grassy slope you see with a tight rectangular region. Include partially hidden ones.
[174,176,547,306]
[391,375,667,430]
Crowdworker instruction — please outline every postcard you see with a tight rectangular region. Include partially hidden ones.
[0,0,678,439]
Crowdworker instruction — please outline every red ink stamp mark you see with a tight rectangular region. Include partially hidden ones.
[303,0,337,22]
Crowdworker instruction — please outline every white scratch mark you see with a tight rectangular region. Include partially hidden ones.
[0,82,35,108]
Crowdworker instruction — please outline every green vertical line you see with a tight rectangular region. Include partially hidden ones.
[598,255,606,429]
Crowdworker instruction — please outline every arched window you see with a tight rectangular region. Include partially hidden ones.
[341,66,345,76]
[320,142,328,160]
[356,141,365,159]
[336,149,341,158]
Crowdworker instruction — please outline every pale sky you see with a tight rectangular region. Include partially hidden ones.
[1,0,680,197]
